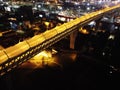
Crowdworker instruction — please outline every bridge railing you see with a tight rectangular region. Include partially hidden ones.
[0,4,120,77]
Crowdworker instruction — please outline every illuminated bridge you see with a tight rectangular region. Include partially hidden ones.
[0,4,120,77]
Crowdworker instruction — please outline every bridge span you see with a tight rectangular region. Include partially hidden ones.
[0,4,120,77]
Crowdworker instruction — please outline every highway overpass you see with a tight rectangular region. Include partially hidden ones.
[0,4,120,77]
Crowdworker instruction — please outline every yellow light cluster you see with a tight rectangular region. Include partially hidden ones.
[79,27,89,34]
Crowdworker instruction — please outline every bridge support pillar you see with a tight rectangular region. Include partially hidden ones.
[70,30,78,49]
